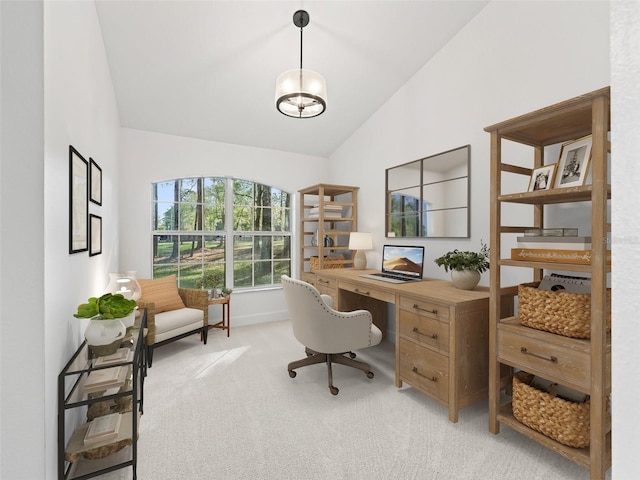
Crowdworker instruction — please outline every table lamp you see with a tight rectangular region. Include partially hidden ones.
[349,232,373,270]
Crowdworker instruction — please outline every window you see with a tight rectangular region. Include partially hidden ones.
[152,177,291,289]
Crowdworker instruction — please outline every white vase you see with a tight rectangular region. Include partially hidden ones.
[450,269,481,290]
[84,317,126,356]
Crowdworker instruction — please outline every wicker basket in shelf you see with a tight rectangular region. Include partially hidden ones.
[309,255,345,271]
[512,371,591,448]
[518,282,611,339]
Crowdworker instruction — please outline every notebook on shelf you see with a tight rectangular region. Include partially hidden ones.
[360,245,424,284]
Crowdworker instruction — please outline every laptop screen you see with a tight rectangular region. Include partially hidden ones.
[381,245,425,279]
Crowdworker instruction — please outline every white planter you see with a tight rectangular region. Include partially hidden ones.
[84,317,126,356]
[450,269,481,290]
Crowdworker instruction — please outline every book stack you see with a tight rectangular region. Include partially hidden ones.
[84,413,122,446]
[307,204,343,219]
[511,228,610,264]
[538,273,591,294]
[83,365,127,394]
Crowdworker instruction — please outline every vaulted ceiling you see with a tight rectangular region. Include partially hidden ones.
[95,1,488,157]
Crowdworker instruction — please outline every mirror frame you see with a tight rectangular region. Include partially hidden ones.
[385,145,470,238]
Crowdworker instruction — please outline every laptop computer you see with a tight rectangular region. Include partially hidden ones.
[360,245,425,283]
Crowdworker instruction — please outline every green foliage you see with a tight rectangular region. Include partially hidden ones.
[74,293,137,320]
[195,271,222,289]
[221,286,233,296]
[434,242,490,273]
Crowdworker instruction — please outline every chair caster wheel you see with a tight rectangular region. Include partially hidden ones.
[366,371,374,379]
[349,352,356,359]
[330,386,339,395]
[289,370,296,378]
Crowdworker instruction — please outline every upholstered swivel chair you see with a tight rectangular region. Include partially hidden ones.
[281,275,382,395]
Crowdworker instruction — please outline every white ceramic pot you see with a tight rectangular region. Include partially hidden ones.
[84,317,126,356]
[450,269,481,290]
[120,311,136,329]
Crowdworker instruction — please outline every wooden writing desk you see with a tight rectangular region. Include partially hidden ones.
[311,268,494,423]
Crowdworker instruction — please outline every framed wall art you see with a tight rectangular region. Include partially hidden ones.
[528,164,556,192]
[554,135,592,189]
[90,158,102,205]
[69,145,88,254]
[89,214,102,256]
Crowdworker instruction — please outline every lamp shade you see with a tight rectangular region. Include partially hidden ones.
[349,232,373,251]
[276,69,327,118]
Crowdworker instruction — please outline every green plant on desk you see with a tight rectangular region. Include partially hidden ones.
[434,241,490,273]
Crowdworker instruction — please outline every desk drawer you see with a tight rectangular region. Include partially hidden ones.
[315,275,337,291]
[339,280,395,304]
[498,329,590,390]
[399,295,449,322]
[399,337,449,402]
[399,310,449,353]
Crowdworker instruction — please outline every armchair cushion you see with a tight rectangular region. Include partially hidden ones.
[138,275,185,313]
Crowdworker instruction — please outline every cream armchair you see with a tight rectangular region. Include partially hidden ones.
[137,275,209,367]
[281,275,382,395]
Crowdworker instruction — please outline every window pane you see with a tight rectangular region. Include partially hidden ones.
[254,236,272,260]
[234,235,253,261]
[154,202,177,231]
[203,177,225,205]
[154,180,178,202]
[179,264,202,288]
[233,206,253,231]
[274,260,291,281]
[179,234,203,263]
[204,235,225,264]
[153,235,180,263]
[179,203,197,231]
[204,204,224,231]
[254,207,272,231]
[273,236,290,259]
[254,261,272,286]
[233,180,253,206]
[180,178,199,202]
[153,264,178,278]
[233,261,252,287]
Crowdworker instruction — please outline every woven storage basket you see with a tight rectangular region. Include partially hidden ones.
[512,371,591,448]
[310,255,344,271]
[518,281,611,339]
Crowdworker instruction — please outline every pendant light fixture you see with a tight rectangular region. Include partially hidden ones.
[275,10,327,118]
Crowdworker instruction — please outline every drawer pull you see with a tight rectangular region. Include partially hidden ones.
[318,279,329,284]
[412,366,437,382]
[412,327,437,339]
[520,347,558,363]
[412,303,437,314]
[354,288,371,296]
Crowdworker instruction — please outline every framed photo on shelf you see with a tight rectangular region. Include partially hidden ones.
[69,145,88,254]
[554,135,592,188]
[90,158,102,205]
[528,164,556,192]
[89,214,102,257]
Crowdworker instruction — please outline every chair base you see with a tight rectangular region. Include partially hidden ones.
[287,347,375,395]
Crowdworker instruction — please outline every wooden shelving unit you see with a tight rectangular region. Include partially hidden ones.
[298,184,358,283]
[485,87,611,480]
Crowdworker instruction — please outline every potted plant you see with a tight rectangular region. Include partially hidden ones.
[195,271,222,299]
[221,286,233,297]
[74,293,138,356]
[434,242,490,290]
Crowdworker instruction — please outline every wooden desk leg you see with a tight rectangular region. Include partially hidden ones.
[226,300,231,337]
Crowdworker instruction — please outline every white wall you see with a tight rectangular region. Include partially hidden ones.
[329,1,610,289]
[43,0,121,476]
[118,128,330,327]
[611,1,640,478]
[0,2,45,478]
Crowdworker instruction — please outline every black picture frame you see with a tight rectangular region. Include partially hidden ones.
[90,158,102,205]
[69,145,88,254]
[89,214,102,256]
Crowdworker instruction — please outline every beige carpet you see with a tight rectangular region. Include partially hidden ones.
[95,320,609,480]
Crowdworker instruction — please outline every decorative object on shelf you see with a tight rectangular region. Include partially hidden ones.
[69,145,89,254]
[89,214,102,257]
[275,10,327,118]
[348,232,373,270]
[553,135,593,188]
[74,293,137,356]
[195,271,222,299]
[309,255,345,271]
[104,272,142,301]
[528,164,556,192]
[221,286,233,297]
[434,242,489,290]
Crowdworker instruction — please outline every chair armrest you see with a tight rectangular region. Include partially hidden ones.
[178,288,209,327]
[136,301,156,345]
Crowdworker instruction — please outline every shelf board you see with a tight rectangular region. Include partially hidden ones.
[498,185,611,205]
[498,404,611,470]
[499,258,611,272]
